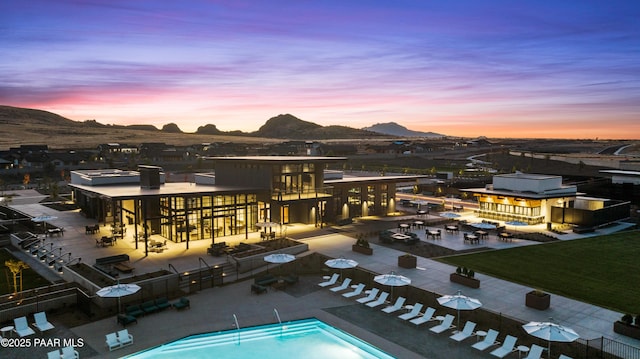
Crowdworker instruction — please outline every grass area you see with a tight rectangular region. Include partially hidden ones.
[0,249,52,294]
[438,230,640,314]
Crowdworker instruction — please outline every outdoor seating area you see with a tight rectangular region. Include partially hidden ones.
[124,297,172,318]
[85,224,100,234]
[207,241,229,256]
[96,236,116,247]
[253,273,299,292]
[94,254,131,276]
[105,329,133,351]
[172,297,190,310]
[47,346,79,359]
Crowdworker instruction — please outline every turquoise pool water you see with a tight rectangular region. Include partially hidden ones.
[125,318,395,359]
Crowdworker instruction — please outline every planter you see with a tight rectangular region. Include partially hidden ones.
[398,255,417,269]
[525,291,551,310]
[352,245,373,255]
[449,273,480,288]
[613,321,640,340]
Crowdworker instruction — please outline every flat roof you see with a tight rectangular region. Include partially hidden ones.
[205,156,346,162]
[69,182,262,199]
[463,187,579,199]
[495,173,560,180]
[325,175,427,184]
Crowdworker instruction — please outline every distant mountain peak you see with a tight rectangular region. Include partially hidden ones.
[362,122,444,138]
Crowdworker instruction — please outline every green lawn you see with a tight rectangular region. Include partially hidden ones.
[438,230,640,314]
[1,250,52,295]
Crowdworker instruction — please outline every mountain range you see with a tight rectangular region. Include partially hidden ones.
[362,122,444,138]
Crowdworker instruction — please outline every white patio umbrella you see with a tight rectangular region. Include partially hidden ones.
[31,215,58,234]
[505,220,528,233]
[374,271,411,301]
[264,253,296,274]
[325,257,358,281]
[440,212,461,219]
[437,290,482,330]
[522,319,579,359]
[96,280,141,314]
[470,222,497,230]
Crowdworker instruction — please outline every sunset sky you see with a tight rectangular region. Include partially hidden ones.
[2,1,639,139]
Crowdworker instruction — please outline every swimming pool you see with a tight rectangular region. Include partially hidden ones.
[125,318,395,359]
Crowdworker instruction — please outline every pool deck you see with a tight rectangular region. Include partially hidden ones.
[3,191,639,358]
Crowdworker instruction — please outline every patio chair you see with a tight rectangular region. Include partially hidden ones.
[47,350,62,359]
[318,273,339,287]
[449,321,476,342]
[342,283,365,298]
[117,329,134,346]
[398,303,423,321]
[429,314,455,334]
[472,329,500,351]
[410,306,436,325]
[356,288,379,304]
[61,346,79,359]
[172,297,190,310]
[13,316,35,337]
[33,311,55,332]
[365,291,389,308]
[106,332,121,351]
[490,335,517,358]
[381,296,406,313]
[330,278,352,292]
[524,344,545,359]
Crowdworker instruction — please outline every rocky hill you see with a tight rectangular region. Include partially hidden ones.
[362,122,444,138]
[253,114,384,139]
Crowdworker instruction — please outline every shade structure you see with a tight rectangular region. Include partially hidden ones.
[440,212,461,219]
[325,257,358,281]
[437,290,482,329]
[470,222,497,230]
[96,281,141,314]
[31,215,58,234]
[374,272,411,300]
[264,253,296,274]
[522,320,579,359]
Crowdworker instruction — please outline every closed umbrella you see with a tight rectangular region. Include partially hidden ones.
[374,271,411,301]
[325,257,358,281]
[437,290,482,330]
[522,319,579,359]
[97,280,141,315]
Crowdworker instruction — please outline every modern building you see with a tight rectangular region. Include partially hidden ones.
[69,156,424,253]
[465,173,630,228]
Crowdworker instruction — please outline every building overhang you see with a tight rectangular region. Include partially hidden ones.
[69,182,264,200]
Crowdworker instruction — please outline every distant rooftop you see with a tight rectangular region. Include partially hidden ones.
[205,156,346,162]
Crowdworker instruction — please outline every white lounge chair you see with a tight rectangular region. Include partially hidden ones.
[318,273,339,287]
[33,311,55,332]
[13,316,35,337]
[449,321,476,342]
[356,288,379,304]
[47,350,61,359]
[410,306,436,325]
[61,346,79,359]
[117,329,134,346]
[472,329,500,351]
[429,314,455,333]
[342,283,365,298]
[381,296,406,313]
[365,291,389,308]
[490,335,517,358]
[524,344,545,359]
[330,278,352,292]
[106,332,121,351]
[398,303,423,320]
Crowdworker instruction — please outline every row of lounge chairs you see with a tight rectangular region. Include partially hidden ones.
[12,311,54,337]
[319,276,574,359]
[105,329,133,351]
[124,297,189,322]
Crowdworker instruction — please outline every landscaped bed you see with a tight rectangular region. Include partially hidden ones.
[438,230,640,314]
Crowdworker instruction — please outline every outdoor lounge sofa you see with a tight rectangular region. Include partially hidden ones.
[117,313,138,327]
[125,304,145,318]
[172,297,190,310]
[255,274,278,286]
[141,300,160,314]
[251,283,268,294]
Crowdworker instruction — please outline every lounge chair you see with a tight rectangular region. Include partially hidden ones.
[172,297,190,310]
[365,291,389,308]
[558,355,574,359]
[429,314,455,334]
[330,278,352,292]
[47,350,61,359]
[61,346,79,359]
[117,313,138,327]
[449,321,476,342]
[318,273,339,287]
[523,344,545,359]
[155,297,171,310]
[117,329,134,346]
[472,329,500,351]
[106,332,121,351]
[410,306,436,325]
[13,316,35,337]
[33,311,55,332]
[398,303,423,320]
[381,296,406,313]
[342,283,365,298]
[490,335,518,358]
[356,288,379,304]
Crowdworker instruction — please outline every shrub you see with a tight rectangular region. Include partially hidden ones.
[456,267,462,275]
[355,238,370,248]
[621,314,633,325]
[468,269,475,278]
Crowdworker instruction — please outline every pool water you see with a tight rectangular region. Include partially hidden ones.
[125,318,395,359]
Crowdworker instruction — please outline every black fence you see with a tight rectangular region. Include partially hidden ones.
[577,337,640,359]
